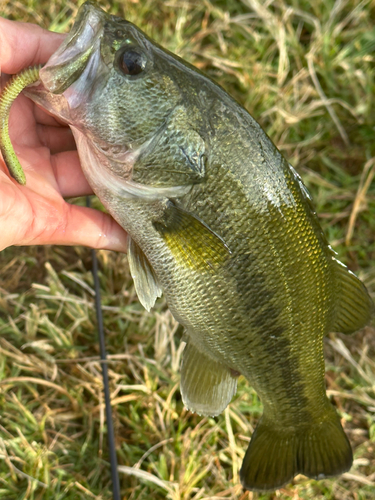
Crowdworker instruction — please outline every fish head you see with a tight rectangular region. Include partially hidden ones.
[28,1,205,199]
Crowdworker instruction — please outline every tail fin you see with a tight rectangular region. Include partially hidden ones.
[240,407,352,492]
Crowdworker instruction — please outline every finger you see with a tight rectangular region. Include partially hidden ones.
[6,91,73,151]
[33,102,69,127]
[36,124,76,154]
[7,94,41,148]
[1,143,91,198]
[0,18,65,74]
[25,203,128,253]
[50,150,93,197]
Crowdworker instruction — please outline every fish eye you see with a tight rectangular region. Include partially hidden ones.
[117,48,147,77]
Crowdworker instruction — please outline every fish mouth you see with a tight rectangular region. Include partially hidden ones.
[26,1,107,119]
[26,2,193,200]
[40,2,105,95]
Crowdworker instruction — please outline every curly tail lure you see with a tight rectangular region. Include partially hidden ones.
[0,65,41,185]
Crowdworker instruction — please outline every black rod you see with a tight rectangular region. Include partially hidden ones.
[87,197,121,500]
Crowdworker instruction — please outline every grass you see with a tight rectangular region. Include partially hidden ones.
[0,0,375,498]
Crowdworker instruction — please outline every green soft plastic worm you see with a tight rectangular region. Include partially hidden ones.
[0,65,41,185]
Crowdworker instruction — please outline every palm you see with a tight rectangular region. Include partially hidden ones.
[1,89,85,247]
[0,18,127,253]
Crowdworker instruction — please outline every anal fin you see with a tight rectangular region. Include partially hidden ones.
[128,237,162,312]
[181,341,238,417]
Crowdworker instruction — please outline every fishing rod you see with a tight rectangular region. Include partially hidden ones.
[87,197,121,500]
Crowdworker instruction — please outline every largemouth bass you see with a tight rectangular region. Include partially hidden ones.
[1,1,373,491]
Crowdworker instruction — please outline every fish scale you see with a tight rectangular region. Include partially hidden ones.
[182,166,324,408]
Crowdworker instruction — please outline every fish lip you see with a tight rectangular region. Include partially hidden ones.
[39,2,106,94]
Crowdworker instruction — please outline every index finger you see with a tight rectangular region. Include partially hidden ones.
[0,17,65,75]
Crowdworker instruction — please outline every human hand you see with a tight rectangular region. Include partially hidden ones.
[0,18,128,252]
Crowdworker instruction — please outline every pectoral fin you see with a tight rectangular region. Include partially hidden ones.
[153,201,231,273]
[181,341,238,417]
[128,237,162,311]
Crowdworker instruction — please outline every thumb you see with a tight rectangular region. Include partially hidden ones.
[24,203,128,252]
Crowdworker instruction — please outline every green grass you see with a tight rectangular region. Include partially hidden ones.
[0,0,375,498]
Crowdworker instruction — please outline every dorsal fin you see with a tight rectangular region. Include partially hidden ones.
[331,258,373,334]
[128,237,162,312]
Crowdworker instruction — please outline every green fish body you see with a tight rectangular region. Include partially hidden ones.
[23,2,373,491]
